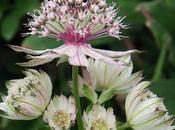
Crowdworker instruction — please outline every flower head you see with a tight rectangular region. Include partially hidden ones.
[79,55,143,93]
[27,0,126,40]
[83,105,116,130]
[9,0,140,67]
[125,81,175,130]
[43,95,76,130]
[0,69,52,120]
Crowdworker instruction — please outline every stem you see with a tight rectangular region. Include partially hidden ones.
[117,123,129,130]
[72,66,84,130]
[152,42,169,82]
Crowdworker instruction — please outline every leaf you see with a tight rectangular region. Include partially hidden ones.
[22,36,63,50]
[1,118,45,130]
[15,0,40,14]
[38,126,51,130]
[1,11,21,41]
[136,1,172,48]
[86,103,93,112]
[136,1,173,81]
[98,88,117,104]
[0,1,9,20]
[0,0,40,41]
[150,79,175,115]
[146,19,172,48]
[165,0,175,10]
[82,85,98,103]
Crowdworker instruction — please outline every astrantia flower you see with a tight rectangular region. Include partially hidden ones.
[79,55,143,93]
[125,81,175,130]
[43,95,76,130]
[9,0,140,67]
[83,105,116,130]
[0,69,52,120]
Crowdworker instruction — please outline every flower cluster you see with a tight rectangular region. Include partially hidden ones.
[27,0,126,39]
[9,0,140,67]
[0,0,174,130]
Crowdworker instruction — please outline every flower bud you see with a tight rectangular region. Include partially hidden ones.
[43,95,76,130]
[0,69,52,120]
[125,81,175,130]
[83,105,116,130]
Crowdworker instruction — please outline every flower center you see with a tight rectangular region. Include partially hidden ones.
[57,26,90,45]
[53,111,70,127]
[92,119,107,130]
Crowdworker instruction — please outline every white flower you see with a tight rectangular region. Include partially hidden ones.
[43,95,76,130]
[9,0,141,67]
[81,55,143,93]
[125,81,175,130]
[0,69,52,120]
[83,105,116,130]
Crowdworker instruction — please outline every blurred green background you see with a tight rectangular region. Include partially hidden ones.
[0,0,175,130]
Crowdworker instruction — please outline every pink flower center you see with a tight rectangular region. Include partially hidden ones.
[57,25,90,46]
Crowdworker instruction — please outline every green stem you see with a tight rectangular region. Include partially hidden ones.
[72,66,84,130]
[117,123,129,130]
[152,42,169,82]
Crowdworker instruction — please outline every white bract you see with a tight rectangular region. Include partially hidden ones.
[0,69,52,120]
[43,95,76,130]
[81,55,143,93]
[9,0,140,67]
[125,81,175,130]
[83,105,116,130]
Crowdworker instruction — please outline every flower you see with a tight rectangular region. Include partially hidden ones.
[9,0,140,67]
[43,95,76,130]
[83,105,116,130]
[80,55,143,93]
[125,81,175,130]
[0,69,52,120]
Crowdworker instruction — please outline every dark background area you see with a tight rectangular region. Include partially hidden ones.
[0,0,175,130]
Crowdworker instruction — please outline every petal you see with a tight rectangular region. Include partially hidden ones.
[55,45,89,66]
[17,58,54,67]
[68,47,88,67]
[82,45,124,66]
[8,45,47,55]
[94,48,142,58]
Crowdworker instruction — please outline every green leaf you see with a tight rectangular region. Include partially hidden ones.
[22,36,63,50]
[98,88,117,104]
[165,0,175,10]
[82,85,98,104]
[150,79,175,115]
[86,103,93,112]
[0,0,40,41]
[1,11,21,41]
[38,126,51,130]
[136,1,172,48]
[136,1,173,81]
[0,1,9,20]
[146,19,172,48]
[15,0,40,14]
[0,118,44,130]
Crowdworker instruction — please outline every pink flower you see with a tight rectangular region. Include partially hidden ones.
[9,0,140,67]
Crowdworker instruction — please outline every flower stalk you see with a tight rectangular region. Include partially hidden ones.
[72,66,84,130]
